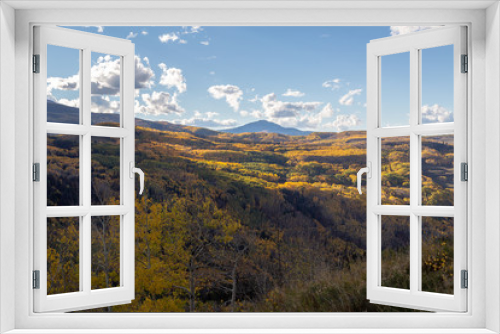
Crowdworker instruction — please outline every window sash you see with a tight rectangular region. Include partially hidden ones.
[32,25,136,313]
[366,26,468,312]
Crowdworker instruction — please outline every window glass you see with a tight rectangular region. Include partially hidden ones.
[422,135,454,206]
[91,52,121,127]
[381,137,410,205]
[47,45,80,124]
[421,45,454,124]
[381,52,410,127]
[47,217,80,295]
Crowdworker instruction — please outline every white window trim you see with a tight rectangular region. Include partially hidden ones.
[0,1,499,333]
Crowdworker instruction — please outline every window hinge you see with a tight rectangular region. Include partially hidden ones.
[33,163,40,182]
[33,270,40,289]
[461,54,468,73]
[33,54,40,73]
[461,162,468,181]
[461,270,468,289]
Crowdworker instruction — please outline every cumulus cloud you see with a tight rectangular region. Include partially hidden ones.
[282,89,305,97]
[261,93,321,119]
[390,26,439,36]
[135,91,185,115]
[47,74,79,100]
[134,56,155,89]
[339,89,362,106]
[90,55,154,96]
[421,104,453,123]
[51,98,79,108]
[322,79,341,90]
[91,96,120,114]
[159,33,179,43]
[327,114,362,131]
[296,103,337,129]
[183,26,203,34]
[126,32,138,39]
[141,31,148,35]
[173,110,237,128]
[200,41,210,46]
[249,95,260,103]
[208,85,243,111]
[159,63,187,94]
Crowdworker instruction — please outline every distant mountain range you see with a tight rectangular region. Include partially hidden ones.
[222,120,312,136]
[47,100,311,137]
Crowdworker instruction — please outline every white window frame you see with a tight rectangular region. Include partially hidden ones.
[366,26,467,312]
[1,1,499,333]
[33,26,136,313]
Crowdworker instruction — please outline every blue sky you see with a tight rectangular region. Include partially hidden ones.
[47,26,454,131]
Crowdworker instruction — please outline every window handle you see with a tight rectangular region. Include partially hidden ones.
[129,162,145,195]
[357,162,371,195]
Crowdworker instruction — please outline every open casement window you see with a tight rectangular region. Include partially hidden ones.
[364,26,467,312]
[33,26,140,312]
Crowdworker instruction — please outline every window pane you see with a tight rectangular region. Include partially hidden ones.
[47,217,80,295]
[381,52,410,127]
[47,134,80,206]
[381,215,410,290]
[91,52,121,127]
[91,137,120,205]
[91,215,120,290]
[47,45,80,124]
[381,137,410,205]
[421,45,454,124]
[422,135,454,206]
[421,217,454,294]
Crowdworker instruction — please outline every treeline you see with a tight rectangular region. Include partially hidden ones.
[46,125,454,312]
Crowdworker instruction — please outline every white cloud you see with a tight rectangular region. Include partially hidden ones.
[183,26,203,34]
[390,26,440,36]
[89,55,155,96]
[421,104,453,123]
[296,103,337,129]
[126,32,138,39]
[239,110,249,117]
[159,33,179,43]
[141,31,148,35]
[322,78,341,90]
[208,85,243,111]
[209,71,215,76]
[52,98,79,108]
[179,39,188,44]
[200,41,210,46]
[173,111,237,128]
[134,56,155,89]
[261,93,321,119]
[91,95,120,114]
[158,63,187,94]
[47,74,79,99]
[136,91,185,115]
[282,89,305,97]
[249,95,260,103]
[327,114,362,131]
[339,89,362,106]
[84,26,104,33]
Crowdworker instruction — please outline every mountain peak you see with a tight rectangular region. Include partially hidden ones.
[223,120,311,136]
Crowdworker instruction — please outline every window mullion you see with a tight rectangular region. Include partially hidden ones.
[82,47,92,294]
[409,47,420,295]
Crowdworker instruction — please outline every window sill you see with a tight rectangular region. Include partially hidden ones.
[4,329,497,334]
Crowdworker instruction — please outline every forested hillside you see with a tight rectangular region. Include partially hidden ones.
[46,118,454,312]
